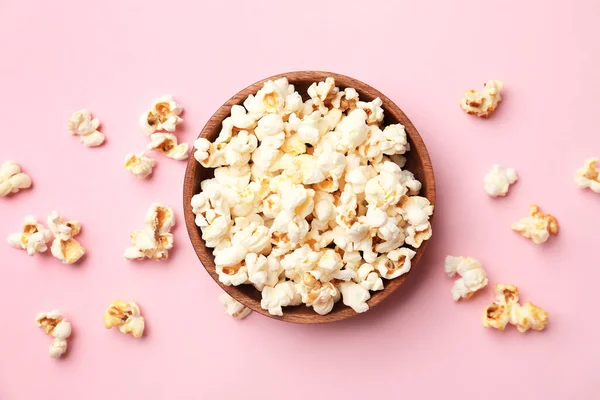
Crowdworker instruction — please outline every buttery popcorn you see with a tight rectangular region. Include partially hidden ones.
[444,256,488,301]
[47,211,85,264]
[575,158,600,193]
[483,284,548,333]
[0,161,32,197]
[484,164,518,197]
[124,151,156,179]
[67,109,105,147]
[220,292,252,319]
[148,133,189,160]
[460,80,504,117]
[8,216,52,256]
[140,95,183,135]
[192,77,434,316]
[512,204,559,244]
[104,300,145,338]
[124,203,176,261]
[35,310,72,358]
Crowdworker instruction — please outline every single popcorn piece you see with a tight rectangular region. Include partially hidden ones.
[484,164,518,197]
[148,133,189,160]
[35,310,72,358]
[0,161,32,197]
[8,216,52,256]
[460,80,504,118]
[124,151,156,179]
[67,109,105,147]
[444,256,488,301]
[339,281,370,313]
[104,300,145,338]
[140,95,183,135]
[575,158,600,193]
[511,204,559,244]
[47,211,81,241]
[220,292,252,319]
[483,284,548,333]
[124,203,176,261]
[46,211,85,264]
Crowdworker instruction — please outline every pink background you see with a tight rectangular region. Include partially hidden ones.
[1,0,598,399]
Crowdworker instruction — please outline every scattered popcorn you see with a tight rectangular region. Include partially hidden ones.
[140,95,183,135]
[460,80,504,118]
[512,204,559,244]
[35,310,72,358]
[148,133,189,160]
[47,211,81,241]
[220,292,252,319]
[67,109,105,147]
[192,77,434,316]
[444,256,488,301]
[124,203,175,261]
[124,151,156,179]
[7,216,52,256]
[46,211,85,264]
[0,161,32,197]
[575,158,600,193]
[104,300,145,338]
[483,284,548,333]
[484,164,518,197]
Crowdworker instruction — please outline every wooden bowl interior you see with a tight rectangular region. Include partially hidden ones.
[183,71,435,324]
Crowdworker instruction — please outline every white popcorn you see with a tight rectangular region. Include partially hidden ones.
[511,204,559,244]
[35,310,72,358]
[140,95,183,135]
[357,97,384,124]
[0,161,32,197]
[47,211,81,241]
[404,223,432,248]
[261,281,302,316]
[220,292,251,319]
[335,109,369,152]
[124,152,156,179]
[307,77,338,106]
[44,211,86,264]
[444,256,488,301]
[125,203,176,261]
[8,216,52,256]
[375,248,415,279]
[104,300,145,338]
[355,263,384,291]
[398,196,434,227]
[365,169,407,209]
[483,284,548,333]
[460,80,504,118]
[339,281,370,313]
[67,109,105,147]
[148,133,189,160]
[575,158,600,193]
[484,164,518,197]
[331,88,359,111]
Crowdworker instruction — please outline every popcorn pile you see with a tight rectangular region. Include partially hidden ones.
[68,110,105,147]
[0,161,32,197]
[191,77,434,316]
[8,212,85,264]
[35,310,72,358]
[124,203,176,261]
[483,284,548,332]
[104,300,145,338]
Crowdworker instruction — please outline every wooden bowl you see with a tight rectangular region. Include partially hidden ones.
[183,71,435,324]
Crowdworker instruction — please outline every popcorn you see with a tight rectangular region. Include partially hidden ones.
[47,211,81,241]
[35,310,72,358]
[67,109,105,147]
[575,158,600,193]
[192,76,433,316]
[148,133,189,160]
[484,164,518,197]
[483,284,548,333]
[124,152,156,179]
[444,256,488,301]
[8,216,52,256]
[124,203,176,261]
[511,204,559,244]
[104,300,145,338]
[220,293,252,319]
[460,80,503,118]
[140,95,183,135]
[45,211,85,264]
[0,161,32,197]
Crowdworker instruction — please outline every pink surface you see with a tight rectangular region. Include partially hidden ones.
[1,0,599,399]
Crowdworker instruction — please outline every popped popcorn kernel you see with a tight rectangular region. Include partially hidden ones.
[104,300,145,338]
[124,203,175,261]
[483,284,548,333]
[7,216,52,256]
[124,151,156,179]
[484,164,518,197]
[67,109,105,147]
[220,293,251,319]
[512,204,559,244]
[140,95,183,135]
[575,158,600,193]
[444,256,488,301]
[148,133,189,160]
[0,161,32,197]
[460,80,504,118]
[35,310,72,358]
[51,237,86,264]
[47,211,81,241]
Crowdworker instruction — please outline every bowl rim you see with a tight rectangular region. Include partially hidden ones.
[183,70,436,324]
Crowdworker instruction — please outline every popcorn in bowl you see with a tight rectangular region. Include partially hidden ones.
[191,77,434,316]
